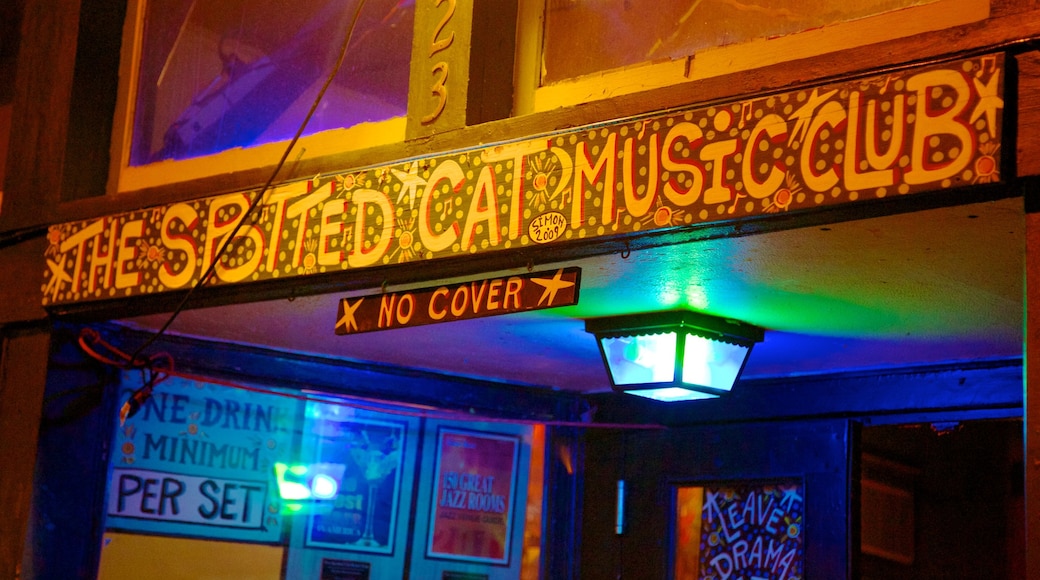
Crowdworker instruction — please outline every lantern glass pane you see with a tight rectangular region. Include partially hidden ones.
[681,334,749,392]
[600,332,677,385]
[626,387,718,402]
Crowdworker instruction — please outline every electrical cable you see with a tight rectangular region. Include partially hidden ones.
[127,0,369,367]
[108,1,370,421]
[0,224,47,250]
[84,1,665,431]
[79,327,665,430]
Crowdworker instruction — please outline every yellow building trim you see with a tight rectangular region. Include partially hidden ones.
[113,118,406,194]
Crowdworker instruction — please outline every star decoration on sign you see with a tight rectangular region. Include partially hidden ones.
[44,256,73,301]
[335,297,364,333]
[392,162,427,209]
[531,269,575,306]
[971,70,1004,139]
[780,486,804,510]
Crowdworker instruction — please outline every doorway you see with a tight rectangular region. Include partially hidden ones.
[859,419,1024,578]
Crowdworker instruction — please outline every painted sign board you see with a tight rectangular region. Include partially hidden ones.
[106,374,298,542]
[42,54,1004,307]
[108,468,269,528]
[426,428,520,565]
[335,267,579,334]
[675,480,805,580]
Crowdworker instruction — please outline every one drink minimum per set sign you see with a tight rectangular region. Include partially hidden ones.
[110,469,268,528]
[106,374,296,542]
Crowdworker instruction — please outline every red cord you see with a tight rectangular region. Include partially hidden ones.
[77,328,664,430]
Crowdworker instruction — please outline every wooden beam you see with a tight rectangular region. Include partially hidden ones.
[1026,187,1040,580]
[1,0,80,232]
[1017,51,1040,177]
[0,326,50,579]
[588,359,1024,426]
[96,323,588,422]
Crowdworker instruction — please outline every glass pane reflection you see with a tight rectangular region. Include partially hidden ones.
[131,0,412,165]
[542,0,929,83]
[681,334,748,392]
[601,332,677,385]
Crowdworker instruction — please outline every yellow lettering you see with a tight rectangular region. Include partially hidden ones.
[203,194,249,279]
[504,277,523,309]
[622,133,659,218]
[263,181,307,273]
[481,139,548,240]
[88,220,118,293]
[318,199,345,266]
[572,133,617,227]
[461,165,500,251]
[379,295,396,328]
[487,279,503,310]
[115,220,144,289]
[661,122,706,206]
[800,101,846,192]
[158,203,199,289]
[470,280,488,314]
[451,286,469,317]
[699,139,739,205]
[60,219,104,294]
[202,194,264,284]
[348,189,394,268]
[287,181,331,267]
[865,94,904,172]
[843,92,897,191]
[904,69,973,185]
[429,288,449,320]
[396,294,415,325]
[216,223,264,283]
[743,114,787,199]
[419,160,463,252]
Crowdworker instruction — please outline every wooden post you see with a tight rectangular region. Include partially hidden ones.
[1,0,80,231]
[0,327,51,579]
[1026,201,1040,580]
[407,0,518,139]
[1018,50,1040,580]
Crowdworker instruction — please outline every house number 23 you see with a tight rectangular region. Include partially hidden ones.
[421,0,456,125]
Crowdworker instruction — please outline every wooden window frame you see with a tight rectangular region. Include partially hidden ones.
[106,0,409,196]
[515,0,990,115]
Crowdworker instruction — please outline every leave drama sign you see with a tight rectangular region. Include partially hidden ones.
[674,481,805,580]
[42,54,1004,307]
[334,268,580,334]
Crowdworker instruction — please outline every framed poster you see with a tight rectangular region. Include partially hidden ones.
[426,428,521,565]
[304,412,408,554]
[674,479,804,580]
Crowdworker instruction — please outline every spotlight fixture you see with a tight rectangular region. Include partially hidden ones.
[274,462,346,512]
[585,310,764,402]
